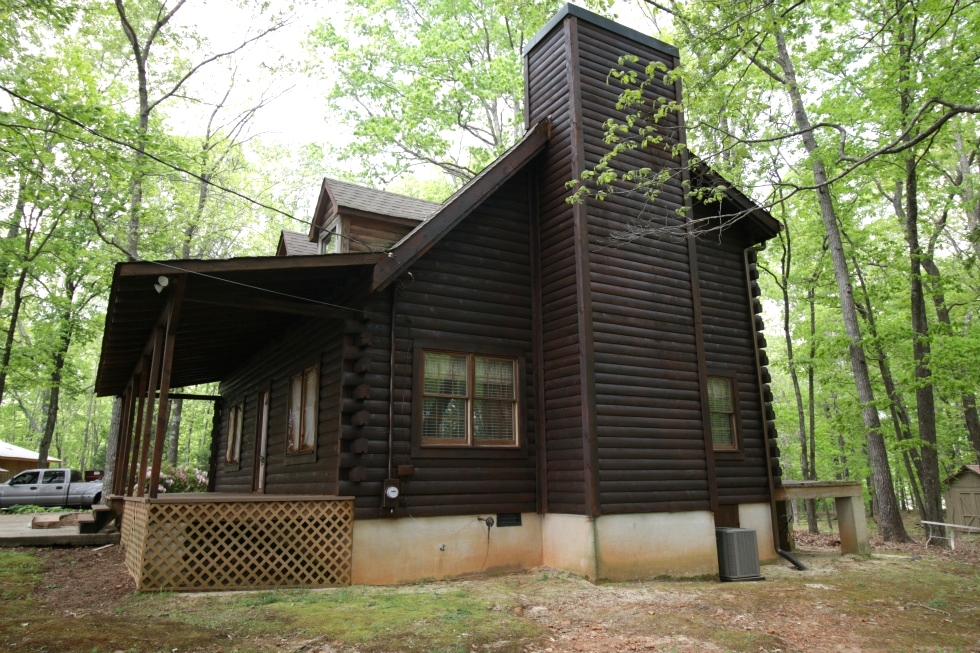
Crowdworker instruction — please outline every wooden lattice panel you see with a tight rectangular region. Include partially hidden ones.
[121,499,149,583]
[123,498,353,592]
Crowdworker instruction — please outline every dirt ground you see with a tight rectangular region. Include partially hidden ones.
[2,524,979,653]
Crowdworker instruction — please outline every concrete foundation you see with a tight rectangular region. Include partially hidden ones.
[540,513,596,578]
[351,513,543,584]
[594,511,719,580]
[738,502,779,563]
[351,505,781,584]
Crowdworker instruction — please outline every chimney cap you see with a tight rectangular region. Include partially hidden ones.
[523,3,679,59]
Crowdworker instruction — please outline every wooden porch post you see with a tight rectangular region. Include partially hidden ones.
[127,358,150,496]
[149,277,185,499]
[136,326,165,497]
[112,381,135,496]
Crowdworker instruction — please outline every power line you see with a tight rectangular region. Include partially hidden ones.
[0,85,389,252]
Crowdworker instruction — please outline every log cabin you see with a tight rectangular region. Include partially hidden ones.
[96,4,785,590]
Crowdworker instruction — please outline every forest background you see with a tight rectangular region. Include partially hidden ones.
[1,0,978,540]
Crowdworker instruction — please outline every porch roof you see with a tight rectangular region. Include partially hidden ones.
[94,252,383,396]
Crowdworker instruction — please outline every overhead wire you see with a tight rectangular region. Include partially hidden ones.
[0,83,387,254]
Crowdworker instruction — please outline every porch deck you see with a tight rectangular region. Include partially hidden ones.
[117,493,353,592]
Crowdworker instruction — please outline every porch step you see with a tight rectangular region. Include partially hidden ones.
[79,505,118,534]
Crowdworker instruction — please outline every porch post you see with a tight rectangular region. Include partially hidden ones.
[127,357,150,496]
[136,326,165,497]
[111,382,134,496]
[149,276,185,499]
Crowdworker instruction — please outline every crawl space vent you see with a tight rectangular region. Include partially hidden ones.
[715,527,764,581]
[496,513,522,527]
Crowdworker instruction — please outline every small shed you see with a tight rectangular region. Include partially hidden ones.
[0,441,61,483]
[945,465,980,528]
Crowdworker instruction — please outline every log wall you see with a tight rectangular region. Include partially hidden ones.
[213,319,344,496]
[338,173,538,520]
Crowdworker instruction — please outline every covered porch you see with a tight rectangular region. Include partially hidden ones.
[97,254,378,591]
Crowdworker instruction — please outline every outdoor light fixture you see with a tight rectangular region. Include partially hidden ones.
[153,275,170,294]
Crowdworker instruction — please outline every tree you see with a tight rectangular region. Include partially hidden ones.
[306,0,572,187]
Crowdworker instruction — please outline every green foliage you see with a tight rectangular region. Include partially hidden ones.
[306,0,571,188]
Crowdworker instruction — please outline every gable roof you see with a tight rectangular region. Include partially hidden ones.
[328,178,439,221]
[0,440,61,462]
[946,464,980,486]
[277,230,318,257]
[309,177,441,240]
[371,118,552,292]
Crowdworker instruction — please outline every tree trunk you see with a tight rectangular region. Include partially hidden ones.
[166,398,182,466]
[0,266,28,407]
[36,280,76,467]
[772,25,910,541]
[102,396,123,504]
[806,287,819,533]
[80,389,96,472]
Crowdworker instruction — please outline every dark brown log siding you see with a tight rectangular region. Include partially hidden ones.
[570,19,711,513]
[696,227,770,504]
[339,173,537,520]
[526,22,587,515]
[213,319,343,495]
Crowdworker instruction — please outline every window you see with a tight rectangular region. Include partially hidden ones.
[318,218,343,254]
[287,365,318,455]
[11,471,38,486]
[225,403,243,464]
[42,470,65,484]
[707,376,738,450]
[420,350,518,447]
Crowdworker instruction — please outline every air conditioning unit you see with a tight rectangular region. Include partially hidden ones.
[716,527,764,582]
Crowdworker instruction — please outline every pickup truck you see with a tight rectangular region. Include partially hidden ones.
[0,468,102,508]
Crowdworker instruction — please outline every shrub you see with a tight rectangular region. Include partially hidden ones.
[144,464,208,494]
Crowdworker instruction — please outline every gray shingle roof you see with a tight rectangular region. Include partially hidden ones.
[279,230,318,256]
[326,178,440,221]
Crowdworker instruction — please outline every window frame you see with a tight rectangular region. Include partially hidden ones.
[285,363,319,459]
[225,401,244,467]
[706,372,743,455]
[411,340,528,459]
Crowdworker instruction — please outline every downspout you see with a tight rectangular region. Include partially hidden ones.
[743,243,806,571]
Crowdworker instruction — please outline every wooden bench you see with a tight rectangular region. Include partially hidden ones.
[921,521,980,550]
[773,481,870,556]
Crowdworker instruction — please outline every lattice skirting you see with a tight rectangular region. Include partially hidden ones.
[120,498,353,591]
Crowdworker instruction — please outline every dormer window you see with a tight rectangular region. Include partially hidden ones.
[318,217,343,254]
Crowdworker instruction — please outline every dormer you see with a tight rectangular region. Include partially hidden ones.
[306,178,440,254]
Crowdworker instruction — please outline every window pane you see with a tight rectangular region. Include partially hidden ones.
[711,412,735,447]
[303,367,318,451]
[474,399,515,442]
[475,357,515,399]
[42,470,65,484]
[424,352,468,396]
[287,374,302,454]
[422,396,467,440]
[707,377,733,413]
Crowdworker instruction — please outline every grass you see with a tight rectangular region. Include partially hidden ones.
[1,545,979,653]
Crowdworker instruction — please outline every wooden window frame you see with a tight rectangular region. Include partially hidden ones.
[286,364,319,459]
[411,340,528,460]
[706,373,742,455]
[225,402,244,468]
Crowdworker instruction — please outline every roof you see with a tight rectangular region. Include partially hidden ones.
[95,253,384,395]
[0,441,61,462]
[946,464,980,485]
[277,230,318,257]
[690,161,782,240]
[327,178,439,221]
[371,118,552,292]
[524,3,679,59]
